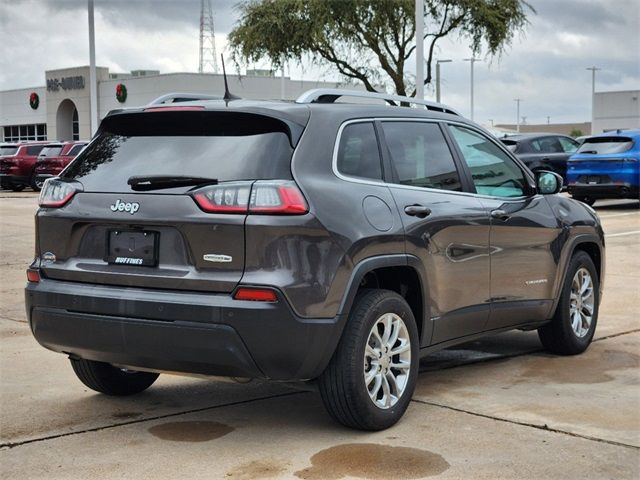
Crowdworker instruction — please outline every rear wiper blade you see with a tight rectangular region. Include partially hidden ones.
[128,175,218,191]
[579,150,598,154]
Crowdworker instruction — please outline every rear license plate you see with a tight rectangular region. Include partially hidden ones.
[588,176,601,184]
[105,230,158,266]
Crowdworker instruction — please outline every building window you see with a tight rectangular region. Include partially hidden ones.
[72,108,79,141]
[2,124,47,142]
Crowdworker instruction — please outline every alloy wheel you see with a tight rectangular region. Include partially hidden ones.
[363,313,411,409]
[569,267,594,338]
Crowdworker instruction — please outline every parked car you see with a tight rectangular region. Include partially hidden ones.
[34,141,87,190]
[500,133,580,181]
[567,129,640,205]
[26,89,604,430]
[0,141,48,191]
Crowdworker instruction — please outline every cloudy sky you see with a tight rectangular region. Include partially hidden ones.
[1,0,638,125]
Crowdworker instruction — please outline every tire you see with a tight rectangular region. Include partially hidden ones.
[31,174,42,192]
[572,195,596,206]
[9,184,25,192]
[318,289,419,430]
[538,251,599,355]
[70,358,159,396]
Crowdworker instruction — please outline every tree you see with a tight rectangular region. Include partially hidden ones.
[229,0,533,97]
[570,128,584,138]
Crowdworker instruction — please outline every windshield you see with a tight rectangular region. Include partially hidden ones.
[0,146,18,156]
[62,111,294,193]
[577,136,634,155]
[39,146,63,157]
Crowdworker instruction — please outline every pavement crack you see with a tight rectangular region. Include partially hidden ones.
[0,390,305,450]
[411,398,639,450]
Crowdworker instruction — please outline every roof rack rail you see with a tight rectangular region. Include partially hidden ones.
[295,88,460,116]
[147,92,223,106]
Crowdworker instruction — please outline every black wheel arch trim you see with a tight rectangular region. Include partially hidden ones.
[549,233,604,317]
[336,254,432,347]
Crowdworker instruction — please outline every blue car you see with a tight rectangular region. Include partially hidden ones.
[567,129,640,205]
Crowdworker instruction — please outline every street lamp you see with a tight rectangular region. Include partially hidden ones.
[514,98,522,133]
[435,59,452,103]
[463,58,479,120]
[586,66,601,134]
[415,0,425,100]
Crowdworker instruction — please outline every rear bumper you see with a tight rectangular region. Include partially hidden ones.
[25,279,341,381]
[568,183,639,199]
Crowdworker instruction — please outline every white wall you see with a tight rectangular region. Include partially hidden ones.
[0,87,47,128]
[97,72,346,118]
[593,90,640,133]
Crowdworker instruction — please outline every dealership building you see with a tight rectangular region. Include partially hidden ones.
[0,65,347,143]
[1,65,638,143]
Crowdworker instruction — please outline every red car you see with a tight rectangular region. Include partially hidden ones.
[34,141,87,190]
[0,142,48,191]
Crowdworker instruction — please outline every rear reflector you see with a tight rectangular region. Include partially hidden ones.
[26,269,40,283]
[233,287,278,302]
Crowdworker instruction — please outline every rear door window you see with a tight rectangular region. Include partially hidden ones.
[382,121,461,191]
[63,111,295,192]
[26,145,45,155]
[577,136,634,154]
[67,144,86,156]
[531,137,563,153]
[39,146,63,157]
[448,125,527,198]
[336,122,383,180]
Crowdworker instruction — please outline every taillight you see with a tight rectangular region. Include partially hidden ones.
[191,180,308,215]
[39,178,82,208]
[233,287,278,302]
[26,269,40,283]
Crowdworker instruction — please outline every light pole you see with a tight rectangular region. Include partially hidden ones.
[514,98,522,132]
[463,58,479,120]
[435,59,452,103]
[586,66,601,134]
[88,0,98,137]
[415,0,425,100]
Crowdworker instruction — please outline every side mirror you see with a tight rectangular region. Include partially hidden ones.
[536,171,563,195]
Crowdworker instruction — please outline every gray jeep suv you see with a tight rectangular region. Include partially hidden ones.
[26,89,604,430]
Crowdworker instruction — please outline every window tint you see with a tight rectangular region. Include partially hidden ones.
[0,146,18,156]
[26,145,45,155]
[449,125,527,198]
[67,144,85,156]
[39,146,63,157]
[382,122,461,191]
[63,111,294,193]
[530,137,563,153]
[577,136,634,154]
[558,137,578,153]
[336,122,382,180]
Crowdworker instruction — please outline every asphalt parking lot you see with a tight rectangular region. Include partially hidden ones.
[1,192,638,479]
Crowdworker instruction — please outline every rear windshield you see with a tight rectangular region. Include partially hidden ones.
[39,146,63,157]
[0,146,18,156]
[63,111,294,192]
[577,136,634,155]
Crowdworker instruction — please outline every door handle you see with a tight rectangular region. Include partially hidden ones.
[491,209,510,221]
[404,205,432,218]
